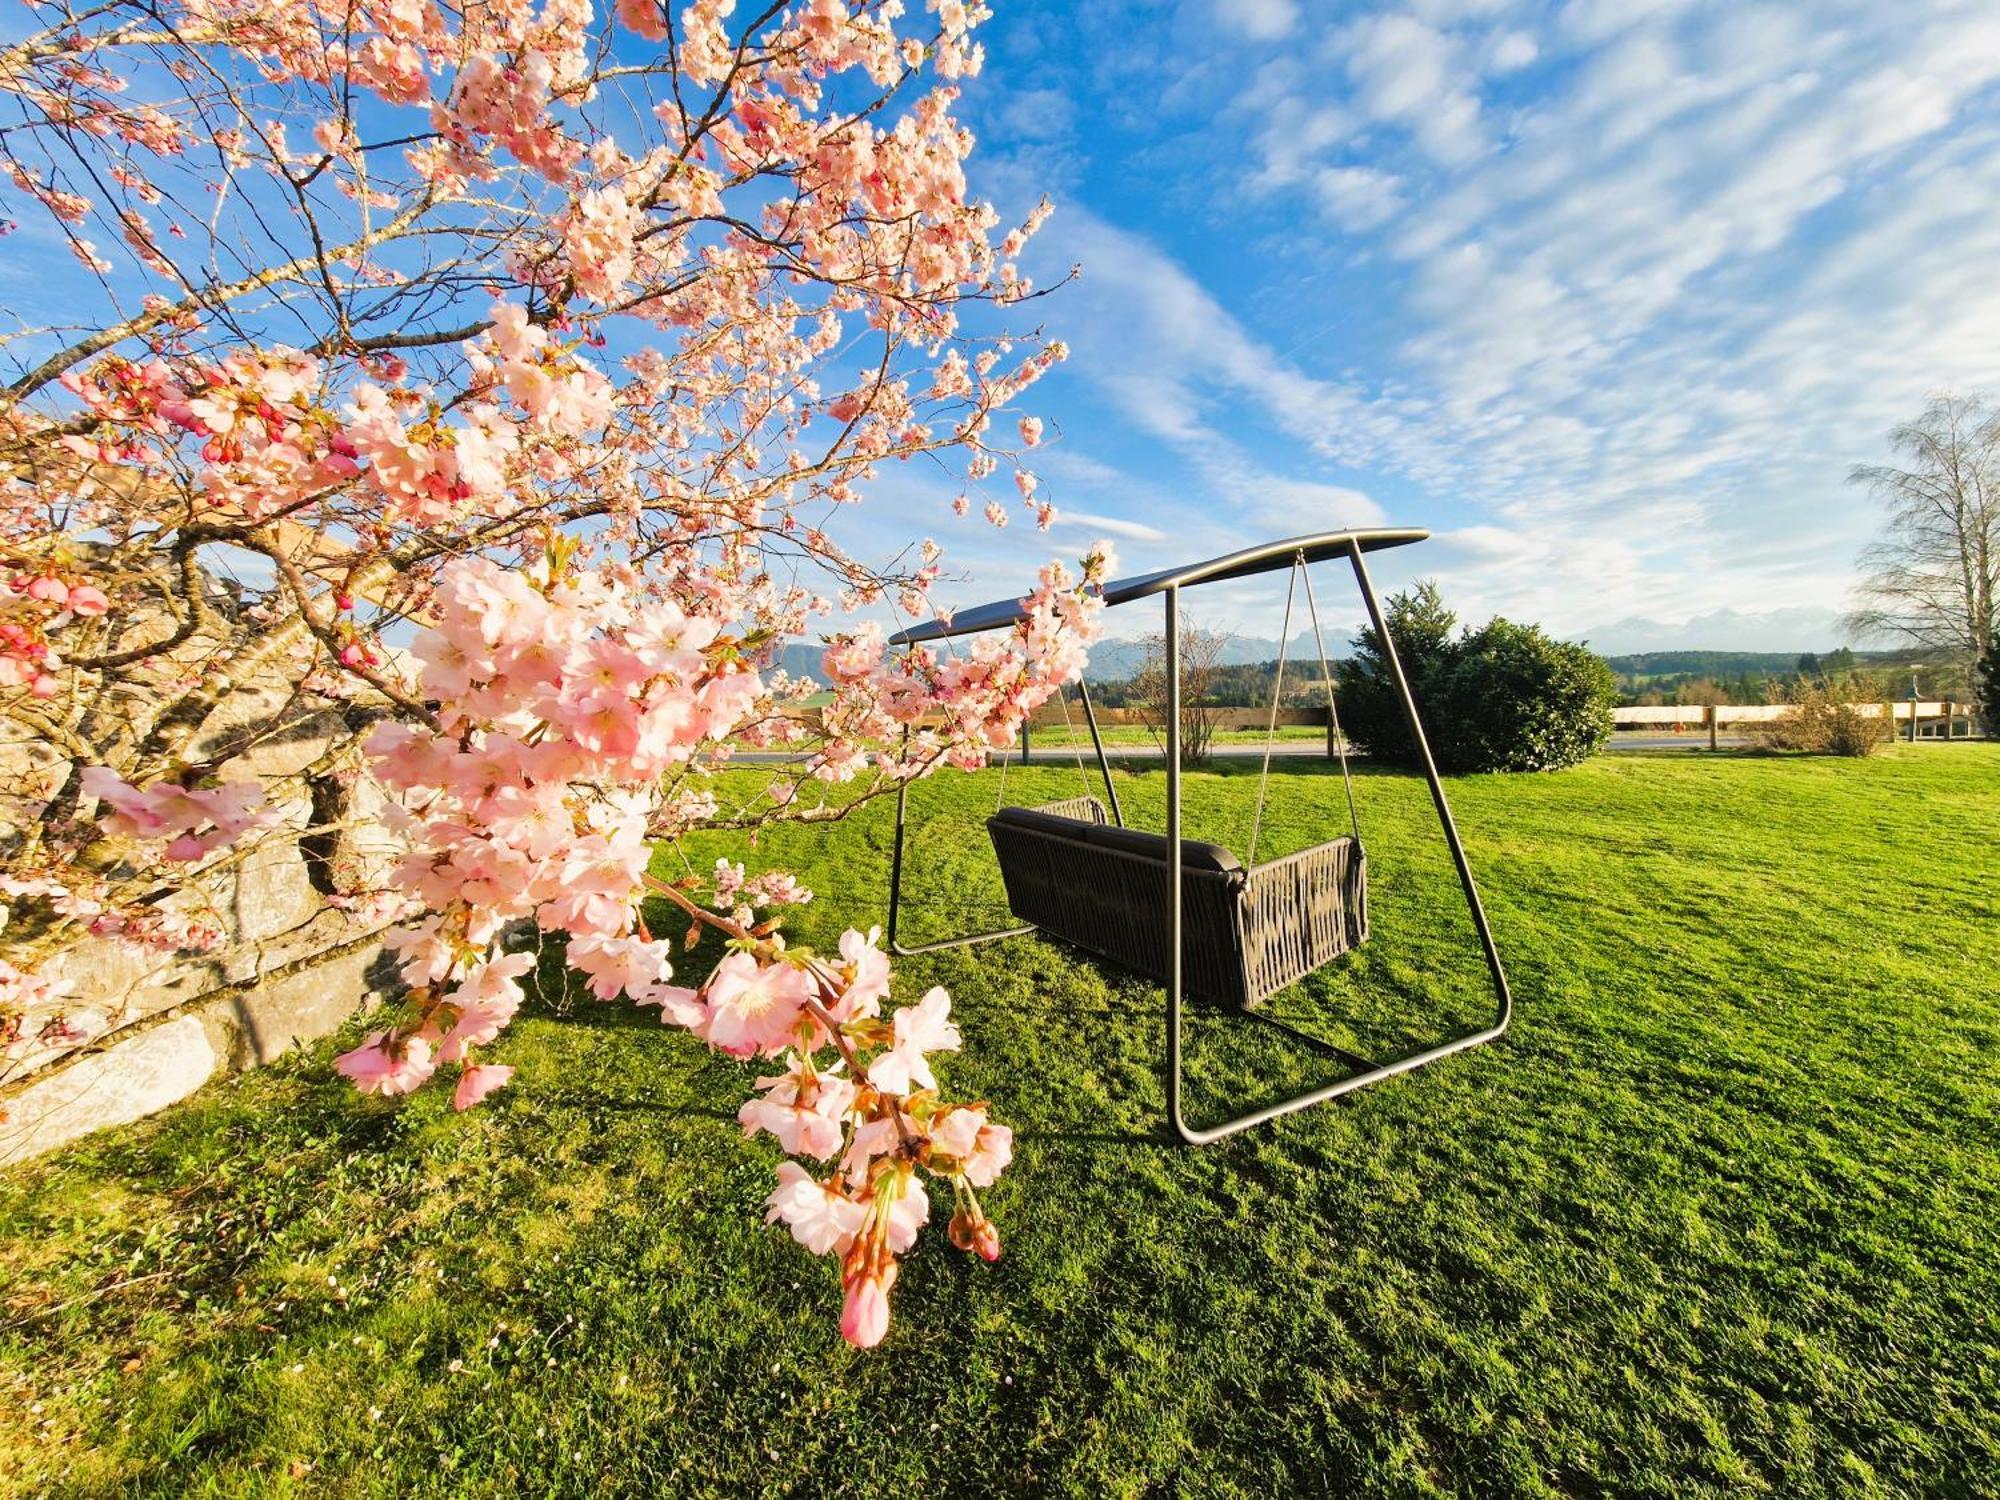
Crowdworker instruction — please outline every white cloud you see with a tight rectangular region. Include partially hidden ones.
[1057,511,1172,543]
[1214,0,1298,42]
[1557,0,1698,46]
[991,86,1079,145]
[1032,448,1136,489]
[1016,210,1398,581]
[1342,13,1486,163]
[966,0,2000,636]
[1248,84,1355,193]
[1486,30,1539,72]
[1312,165,1405,230]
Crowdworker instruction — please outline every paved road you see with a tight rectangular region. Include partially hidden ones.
[728,733,1755,766]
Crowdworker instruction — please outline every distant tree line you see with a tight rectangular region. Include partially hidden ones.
[1089,645,1942,712]
[1085,660,1334,710]
[1609,648,1939,708]
[1090,392,2000,734]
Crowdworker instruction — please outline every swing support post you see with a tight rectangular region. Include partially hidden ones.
[1076,677,1125,828]
[1163,540,1511,1145]
[881,526,1512,1142]
[888,680,1120,954]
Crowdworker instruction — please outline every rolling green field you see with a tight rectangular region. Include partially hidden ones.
[3,747,1998,1496]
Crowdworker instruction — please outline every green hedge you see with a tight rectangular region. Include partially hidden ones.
[1339,581,1616,772]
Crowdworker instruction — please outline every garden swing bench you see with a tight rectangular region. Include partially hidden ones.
[883,529,1512,1144]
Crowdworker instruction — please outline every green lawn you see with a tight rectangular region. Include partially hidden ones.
[4,748,1999,1496]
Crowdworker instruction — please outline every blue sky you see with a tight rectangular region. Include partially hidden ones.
[894,0,2000,646]
[9,1,1999,650]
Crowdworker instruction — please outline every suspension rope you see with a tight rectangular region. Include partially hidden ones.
[1301,559,1362,845]
[1053,681,1096,803]
[1246,555,1300,868]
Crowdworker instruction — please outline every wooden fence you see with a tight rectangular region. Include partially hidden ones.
[1611,700,1981,744]
[1009,699,1985,754]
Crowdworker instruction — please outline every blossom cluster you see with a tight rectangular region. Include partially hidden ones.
[0,566,111,696]
[0,0,1099,1349]
[78,769,272,863]
[338,534,1106,1343]
[0,960,96,1069]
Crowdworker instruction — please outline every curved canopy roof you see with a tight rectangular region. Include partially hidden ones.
[889,527,1428,644]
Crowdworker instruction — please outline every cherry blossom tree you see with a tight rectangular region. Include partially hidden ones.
[0,0,1106,1345]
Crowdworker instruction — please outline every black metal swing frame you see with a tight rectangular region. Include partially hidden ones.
[883,528,1512,1144]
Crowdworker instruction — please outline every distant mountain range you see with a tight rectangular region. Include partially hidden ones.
[774,604,1861,686]
[1078,633,1314,681]
[1569,605,1850,655]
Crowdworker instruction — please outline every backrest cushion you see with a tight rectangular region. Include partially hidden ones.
[989,805,1097,841]
[1079,819,1242,873]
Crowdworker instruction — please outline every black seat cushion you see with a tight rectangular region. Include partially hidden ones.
[1079,819,1242,874]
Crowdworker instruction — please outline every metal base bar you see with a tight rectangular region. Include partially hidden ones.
[1163,542,1513,1146]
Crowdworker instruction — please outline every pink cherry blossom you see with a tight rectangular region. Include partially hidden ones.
[739,1055,856,1159]
[5,0,1100,1348]
[454,1064,516,1110]
[882,1171,931,1255]
[866,987,960,1093]
[767,1162,870,1256]
[335,1031,436,1096]
[839,1264,895,1349]
[828,926,891,1021]
[568,932,675,1002]
[641,984,709,1031]
[963,1123,1015,1189]
[703,952,815,1058]
[927,1104,987,1160]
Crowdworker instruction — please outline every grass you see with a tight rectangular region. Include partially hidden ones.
[2,746,1998,1496]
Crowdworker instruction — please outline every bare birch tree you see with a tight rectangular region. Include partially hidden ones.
[1846,396,2000,691]
[1133,622,1231,765]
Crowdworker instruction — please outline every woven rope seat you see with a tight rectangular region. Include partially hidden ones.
[987,800,1368,1010]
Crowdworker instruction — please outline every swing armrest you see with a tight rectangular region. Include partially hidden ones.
[1238,837,1369,1005]
[1029,795,1109,825]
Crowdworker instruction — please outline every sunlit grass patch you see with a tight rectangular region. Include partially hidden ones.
[1,747,1997,1496]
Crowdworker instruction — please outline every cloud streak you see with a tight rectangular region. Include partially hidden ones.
[957,0,2000,639]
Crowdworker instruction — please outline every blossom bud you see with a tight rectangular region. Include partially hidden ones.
[974,1219,1001,1262]
[949,1208,1002,1263]
[840,1266,895,1349]
[335,592,355,612]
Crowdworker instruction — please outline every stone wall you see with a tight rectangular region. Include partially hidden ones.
[1,631,410,1165]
